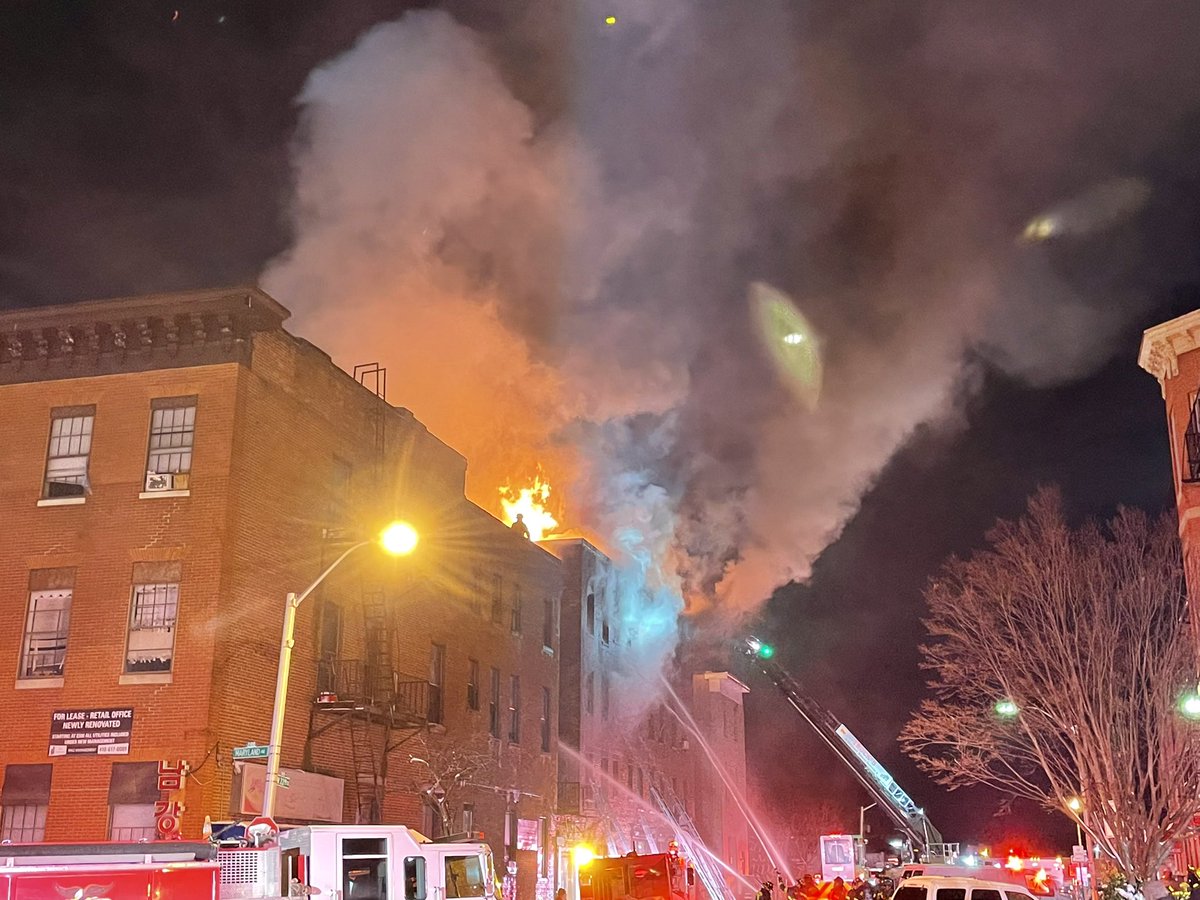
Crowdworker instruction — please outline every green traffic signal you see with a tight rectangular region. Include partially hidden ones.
[758,643,775,659]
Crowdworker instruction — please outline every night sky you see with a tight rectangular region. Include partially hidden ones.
[6,0,1200,856]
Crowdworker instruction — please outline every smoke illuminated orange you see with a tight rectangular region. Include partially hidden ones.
[500,473,561,542]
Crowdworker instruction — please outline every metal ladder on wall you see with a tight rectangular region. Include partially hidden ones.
[351,592,394,823]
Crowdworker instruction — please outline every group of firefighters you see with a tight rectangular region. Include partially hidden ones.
[758,874,888,900]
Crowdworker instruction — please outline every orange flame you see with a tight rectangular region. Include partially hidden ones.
[499,472,560,542]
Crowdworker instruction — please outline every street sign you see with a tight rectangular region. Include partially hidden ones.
[277,774,291,788]
[1072,846,1088,863]
[233,742,269,760]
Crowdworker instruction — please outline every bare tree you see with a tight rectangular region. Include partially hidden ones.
[901,488,1200,884]
[404,732,498,833]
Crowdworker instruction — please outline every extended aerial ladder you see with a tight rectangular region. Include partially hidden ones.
[741,637,957,863]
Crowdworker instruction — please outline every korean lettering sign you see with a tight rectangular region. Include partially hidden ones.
[49,708,134,756]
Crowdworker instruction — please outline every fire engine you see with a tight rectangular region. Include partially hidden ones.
[0,822,497,900]
[579,843,698,900]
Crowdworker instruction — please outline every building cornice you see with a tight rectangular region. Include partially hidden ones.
[0,286,290,383]
[1138,309,1200,391]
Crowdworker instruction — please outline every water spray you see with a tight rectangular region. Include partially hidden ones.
[556,742,755,896]
[659,675,795,884]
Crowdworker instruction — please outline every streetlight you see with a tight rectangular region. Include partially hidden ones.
[994,699,1020,718]
[859,803,876,843]
[1180,689,1200,720]
[262,520,419,817]
[1065,796,1083,845]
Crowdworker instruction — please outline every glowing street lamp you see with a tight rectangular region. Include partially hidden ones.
[262,521,418,817]
[572,844,597,867]
[994,699,1020,718]
[1180,691,1200,720]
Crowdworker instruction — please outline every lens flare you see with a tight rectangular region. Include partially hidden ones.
[750,282,823,411]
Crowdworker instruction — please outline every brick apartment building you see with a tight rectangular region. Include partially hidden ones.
[0,287,562,891]
[1139,310,1200,868]
[548,538,751,899]
[1139,312,1200,626]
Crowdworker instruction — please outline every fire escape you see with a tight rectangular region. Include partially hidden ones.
[306,363,429,824]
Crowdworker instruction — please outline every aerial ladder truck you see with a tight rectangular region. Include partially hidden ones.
[741,637,958,866]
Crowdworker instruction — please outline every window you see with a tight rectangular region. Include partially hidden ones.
[21,577,74,678]
[429,644,446,725]
[1,764,51,842]
[328,457,352,523]
[109,803,156,841]
[43,407,94,498]
[462,803,475,834]
[510,586,522,634]
[935,891,966,900]
[467,659,480,711]
[108,762,159,841]
[489,668,501,738]
[125,561,182,674]
[601,616,610,644]
[585,672,594,715]
[444,854,488,898]
[542,598,554,648]
[471,569,484,618]
[508,675,521,743]
[586,593,595,635]
[491,574,503,625]
[974,892,1003,900]
[319,600,343,659]
[601,672,610,720]
[1,804,46,842]
[893,888,927,900]
[1005,893,1037,900]
[636,767,644,798]
[540,686,551,752]
[342,836,388,899]
[146,399,196,476]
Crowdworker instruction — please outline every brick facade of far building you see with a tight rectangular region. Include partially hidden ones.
[0,287,562,896]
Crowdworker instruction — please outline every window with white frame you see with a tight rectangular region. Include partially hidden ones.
[43,407,95,498]
[146,399,196,476]
[21,588,72,678]
[125,582,179,674]
[109,803,157,841]
[0,803,46,842]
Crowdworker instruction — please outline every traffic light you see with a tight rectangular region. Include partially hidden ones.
[757,643,775,659]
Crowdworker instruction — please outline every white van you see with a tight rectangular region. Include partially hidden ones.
[894,875,1041,900]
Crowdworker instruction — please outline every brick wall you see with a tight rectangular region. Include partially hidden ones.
[0,362,239,840]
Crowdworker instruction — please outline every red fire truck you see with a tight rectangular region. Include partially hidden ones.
[579,847,698,900]
[0,841,219,899]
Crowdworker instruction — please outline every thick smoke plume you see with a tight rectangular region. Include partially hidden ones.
[264,1,1200,680]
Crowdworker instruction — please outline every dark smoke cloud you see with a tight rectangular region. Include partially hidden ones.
[264,0,1200,657]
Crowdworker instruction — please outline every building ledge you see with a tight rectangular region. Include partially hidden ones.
[37,497,85,507]
[139,490,190,500]
[1139,308,1200,386]
[119,672,173,685]
[15,677,63,690]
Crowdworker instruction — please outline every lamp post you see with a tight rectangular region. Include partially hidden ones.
[261,521,418,818]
